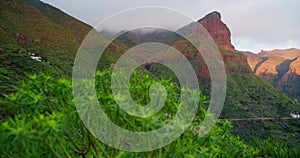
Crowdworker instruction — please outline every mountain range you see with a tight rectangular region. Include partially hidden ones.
[246,48,300,98]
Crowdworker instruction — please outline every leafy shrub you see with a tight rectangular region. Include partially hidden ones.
[250,138,300,158]
[0,69,297,157]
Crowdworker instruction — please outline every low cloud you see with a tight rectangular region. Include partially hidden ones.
[41,0,300,52]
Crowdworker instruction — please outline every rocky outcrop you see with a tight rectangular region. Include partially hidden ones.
[170,11,251,78]
[15,33,40,45]
[198,11,235,51]
[194,11,249,76]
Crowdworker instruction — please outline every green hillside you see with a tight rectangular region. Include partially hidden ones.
[0,0,128,91]
[0,44,64,119]
[0,0,91,74]
[23,0,91,42]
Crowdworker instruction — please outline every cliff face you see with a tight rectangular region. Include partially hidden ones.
[193,11,250,76]
[198,11,235,51]
[245,48,300,98]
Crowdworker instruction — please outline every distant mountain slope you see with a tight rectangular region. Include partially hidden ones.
[245,48,300,98]
[116,28,182,48]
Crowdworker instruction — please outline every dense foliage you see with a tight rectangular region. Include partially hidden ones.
[0,44,64,119]
[225,73,300,147]
[0,70,299,157]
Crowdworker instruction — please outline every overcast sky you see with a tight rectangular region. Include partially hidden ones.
[41,0,300,53]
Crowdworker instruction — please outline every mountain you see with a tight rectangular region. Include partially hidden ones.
[112,11,299,118]
[245,48,300,98]
[198,11,235,51]
[114,11,299,118]
[177,11,251,76]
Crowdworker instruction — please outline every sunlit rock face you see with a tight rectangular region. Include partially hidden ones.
[198,11,235,51]
[245,48,300,98]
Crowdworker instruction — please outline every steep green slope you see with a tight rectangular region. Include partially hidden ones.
[225,73,300,147]
[1,0,130,74]
[23,0,91,43]
[0,0,91,74]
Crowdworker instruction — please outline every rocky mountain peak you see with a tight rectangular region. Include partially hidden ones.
[201,11,221,20]
[198,11,235,51]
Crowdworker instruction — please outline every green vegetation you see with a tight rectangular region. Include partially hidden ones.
[0,44,64,118]
[225,73,300,148]
[1,0,300,156]
[224,73,296,118]
[1,69,299,157]
[250,138,300,157]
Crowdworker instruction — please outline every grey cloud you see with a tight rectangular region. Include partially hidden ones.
[41,0,300,52]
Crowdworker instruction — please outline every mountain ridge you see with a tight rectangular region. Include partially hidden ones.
[245,48,300,98]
